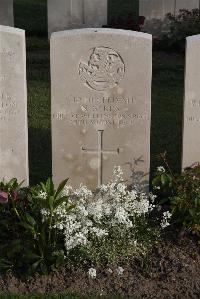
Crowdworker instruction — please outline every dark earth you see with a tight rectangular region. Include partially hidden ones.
[0,231,199,299]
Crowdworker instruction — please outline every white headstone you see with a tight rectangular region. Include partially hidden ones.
[139,0,174,37]
[182,35,200,169]
[175,0,199,15]
[140,0,199,36]
[0,0,14,27]
[51,29,152,190]
[48,0,107,37]
[0,26,29,184]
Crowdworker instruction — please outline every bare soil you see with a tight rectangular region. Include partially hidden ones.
[0,233,199,299]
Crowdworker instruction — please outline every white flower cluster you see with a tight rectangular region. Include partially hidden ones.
[88,267,97,278]
[88,266,125,278]
[38,191,47,199]
[49,166,154,254]
[161,211,172,229]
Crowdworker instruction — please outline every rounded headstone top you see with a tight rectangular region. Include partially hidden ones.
[187,34,200,42]
[51,28,152,41]
[0,25,25,35]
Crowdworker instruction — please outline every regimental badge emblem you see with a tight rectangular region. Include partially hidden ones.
[79,47,125,92]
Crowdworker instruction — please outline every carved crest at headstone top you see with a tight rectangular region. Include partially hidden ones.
[79,47,125,92]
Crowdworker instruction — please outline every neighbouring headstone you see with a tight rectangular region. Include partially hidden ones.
[0,0,14,27]
[51,29,152,190]
[175,0,199,15]
[0,26,29,184]
[48,0,107,37]
[139,0,174,37]
[139,0,199,37]
[84,0,107,28]
[182,35,200,169]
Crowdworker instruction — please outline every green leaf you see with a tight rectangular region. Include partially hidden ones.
[161,174,170,186]
[48,196,54,210]
[15,180,25,191]
[20,221,35,233]
[31,259,42,271]
[189,209,195,217]
[41,182,47,192]
[159,197,169,204]
[54,196,69,209]
[55,178,68,200]
[65,204,76,213]
[47,178,54,195]
[25,252,41,261]
[8,178,17,188]
[152,176,161,188]
[26,214,36,227]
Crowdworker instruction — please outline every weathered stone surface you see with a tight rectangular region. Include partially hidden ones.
[175,0,199,14]
[0,0,14,27]
[139,0,174,37]
[48,0,107,37]
[0,26,28,184]
[182,35,200,169]
[51,29,152,190]
[84,0,107,28]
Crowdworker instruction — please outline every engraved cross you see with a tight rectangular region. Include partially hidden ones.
[82,130,120,186]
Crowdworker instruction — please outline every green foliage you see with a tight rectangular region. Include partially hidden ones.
[0,178,73,274]
[0,178,29,271]
[0,174,162,275]
[160,9,200,52]
[68,218,159,267]
[170,165,200,236]
[152,154,200,238]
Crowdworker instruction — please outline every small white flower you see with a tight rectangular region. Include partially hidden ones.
[155,186,161,190]
[116,183,127,195]
[133,240,137,246]
[163,211,172,218]
[88,267,97,278]
[149,192,157,202]
[99,184,108,193]
[62,185,73,196]
[113,166,124,180]
[91,227,108,237]
[161,211,172,229]
[157,166,165,173]
[116,266,124,276]
[39,191,47,199]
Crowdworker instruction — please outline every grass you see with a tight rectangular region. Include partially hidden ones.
[13,0,184,184]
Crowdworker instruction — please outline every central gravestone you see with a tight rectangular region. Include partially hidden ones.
[51,29,152,189]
